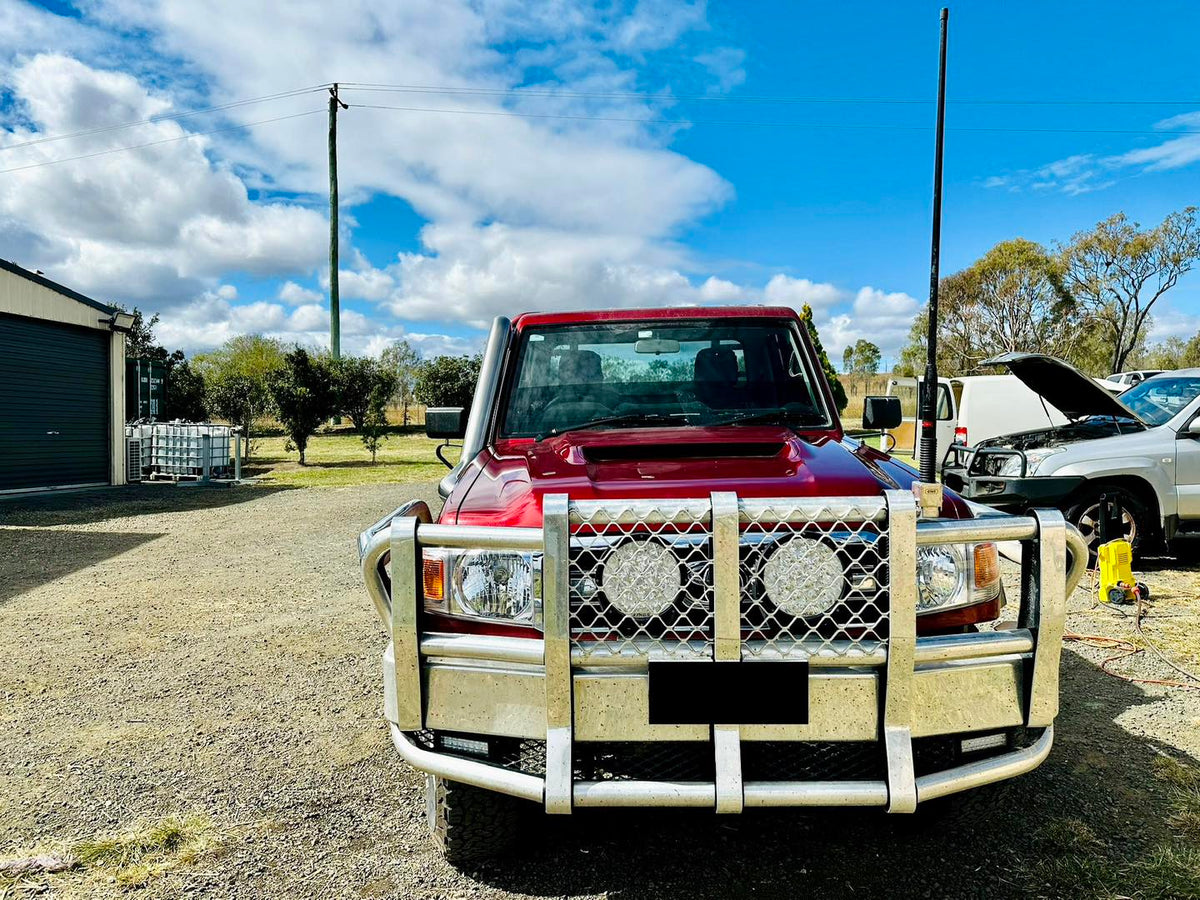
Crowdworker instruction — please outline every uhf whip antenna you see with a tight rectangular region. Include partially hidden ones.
[919,8,949,486]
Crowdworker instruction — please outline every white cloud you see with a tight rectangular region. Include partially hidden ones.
[697,276,747,302]
[694,47,746,94]
[762,274,845,311]
[0,53,327,304]
[0,2,921,367]
[1148,307,1200,343]
[278,280,322,305]
[153,291,446,356]
[984,110,1200,194]
[821,287,920,357]
[611,0,707,55]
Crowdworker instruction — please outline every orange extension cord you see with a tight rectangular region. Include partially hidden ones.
[1063,571,1200,692]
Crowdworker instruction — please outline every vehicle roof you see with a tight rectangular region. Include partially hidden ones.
[511,306,799,329]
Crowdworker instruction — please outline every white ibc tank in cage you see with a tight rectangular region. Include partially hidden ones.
[125,422,238,481]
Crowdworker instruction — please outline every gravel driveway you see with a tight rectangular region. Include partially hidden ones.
[2,484,1198,899]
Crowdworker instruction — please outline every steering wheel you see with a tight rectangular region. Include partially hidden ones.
[539,393,616,424]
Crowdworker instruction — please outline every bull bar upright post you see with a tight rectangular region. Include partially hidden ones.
[543,493,573,813]
[883,490,919,813]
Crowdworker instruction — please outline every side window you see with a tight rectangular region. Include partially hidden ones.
[937,384,953,420]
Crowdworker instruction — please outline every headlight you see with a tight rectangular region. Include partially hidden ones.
[985,447,1063,477]
[1024,447,1065,474]
[762,536,845,618]
[916,542,1001,613]
[422,549,542,627]
[602,539,681,619]
[991,454,1024,477]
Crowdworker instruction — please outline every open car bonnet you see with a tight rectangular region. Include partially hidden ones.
[985,352,1145,425]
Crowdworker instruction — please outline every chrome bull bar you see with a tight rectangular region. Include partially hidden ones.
[360,492,1087,813]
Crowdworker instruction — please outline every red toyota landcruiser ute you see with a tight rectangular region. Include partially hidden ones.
[359,306,1086,862]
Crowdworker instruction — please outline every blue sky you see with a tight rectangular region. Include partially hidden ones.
[3,0,1199,366]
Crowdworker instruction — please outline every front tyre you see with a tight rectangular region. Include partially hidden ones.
[426,775,525,865]
[1065,485,1155,561]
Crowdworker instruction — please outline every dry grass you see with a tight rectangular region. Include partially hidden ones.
[1,812,229,894]
[72,812,223,886]
[841,373,894,422]
[1157,756,1200,843]
[1029,756,1200,898]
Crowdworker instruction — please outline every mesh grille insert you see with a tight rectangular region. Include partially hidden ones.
[741,741,886,781]
[574,741,715,782]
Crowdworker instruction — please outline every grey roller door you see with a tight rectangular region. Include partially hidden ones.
[0,313,110,491]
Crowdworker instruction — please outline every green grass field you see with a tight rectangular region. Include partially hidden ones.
[246,430,458,488]
[244,427,919,489]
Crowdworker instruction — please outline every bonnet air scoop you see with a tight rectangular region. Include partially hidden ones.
[582,442,786,463]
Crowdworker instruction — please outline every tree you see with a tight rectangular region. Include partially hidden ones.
[897,238,1080,375]
[124,308,170,361]
[799,304,847,412]
[193,335,285,451]
[415,354,483,411]
[1140,333,1200,371]
[332,355,401,434]
[380,340,422,425]
[846,339,882,376]
[193,334,286,386]
[268,348,336,465]
[163,360,207,422]
[332,356,375,432]
[1063,207,1200,373]
[118,305,202,420]
[206,373,270,451]
[360,377,393,463]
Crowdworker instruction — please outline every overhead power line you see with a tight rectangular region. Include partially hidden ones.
[0,108,326,176]
[350,102,1200,136]
[0,85,330,153]
[340,82,1200,107]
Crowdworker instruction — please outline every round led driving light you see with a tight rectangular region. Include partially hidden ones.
[916,545,966,611]
[763,537,845,618]
[452,551,535,620]
[601,540,681,619]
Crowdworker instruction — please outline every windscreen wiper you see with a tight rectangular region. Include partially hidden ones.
[534,412,681,442]
[705,409,827,429]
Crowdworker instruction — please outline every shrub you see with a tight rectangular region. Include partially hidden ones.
[267,348,336,465]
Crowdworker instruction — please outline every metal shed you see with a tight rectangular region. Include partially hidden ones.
[0,259,131,493]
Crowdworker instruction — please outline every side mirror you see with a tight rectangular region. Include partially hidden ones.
[1187,418,1200,436]
[862,396,902,431]
[426,407,467,441]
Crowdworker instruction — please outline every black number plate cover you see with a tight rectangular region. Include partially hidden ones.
[647,661,809,725]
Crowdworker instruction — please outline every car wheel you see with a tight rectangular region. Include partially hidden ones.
[1066,486,1155,560]
[426,775,526,865]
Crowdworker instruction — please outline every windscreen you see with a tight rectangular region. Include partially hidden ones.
[1119,376,1200,426]
[499,320,832,438]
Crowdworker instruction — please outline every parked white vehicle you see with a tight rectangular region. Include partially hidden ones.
[886,374,1068,465]
[1105,370,1163,388]
[944,354,1200,556]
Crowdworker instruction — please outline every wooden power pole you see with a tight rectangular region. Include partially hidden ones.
[328,83,348,360]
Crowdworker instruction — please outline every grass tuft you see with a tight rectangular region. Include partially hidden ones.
[1156,755,1200,792]
[71,812,222,886]
[1124,845,1200,899]
[1036,817,1105,853]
